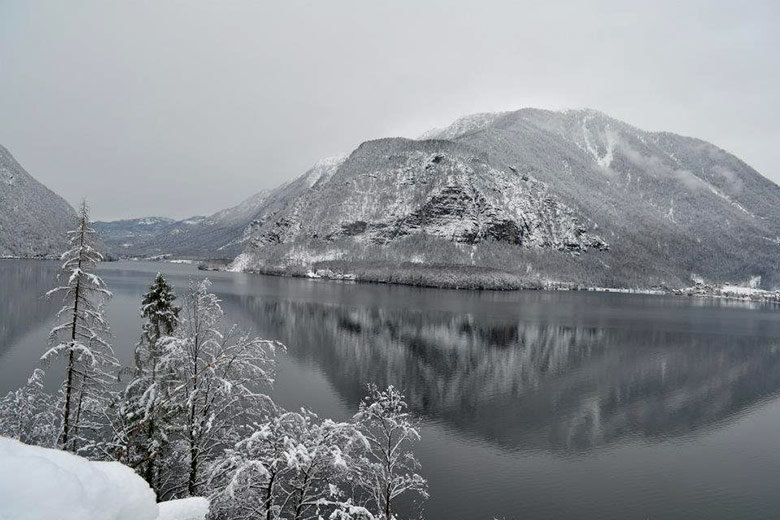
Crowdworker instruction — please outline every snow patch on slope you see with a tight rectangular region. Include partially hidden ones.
[580,115,615,169]
[304,155,348,187]
[419,112,507,140]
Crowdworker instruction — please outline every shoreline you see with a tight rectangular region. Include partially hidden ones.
[10,255,777,304]
[229,262,780,304]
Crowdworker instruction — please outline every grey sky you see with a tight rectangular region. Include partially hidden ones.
[1,1,778,220]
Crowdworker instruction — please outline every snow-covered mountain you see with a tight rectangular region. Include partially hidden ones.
[235,109,780,289]
[0,145,77,258]
[95,156,347,259]
[93,217,177,253]
[418,112,508,141]
[95,205,253,259]
[246,139,605,252]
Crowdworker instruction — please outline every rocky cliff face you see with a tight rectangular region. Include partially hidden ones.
[0,145,77,258]
[236,109,780,290]
[254,139,605,252]
[238,138,610,286]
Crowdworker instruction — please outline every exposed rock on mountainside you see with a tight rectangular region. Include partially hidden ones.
[235,109,780,290]
[252,140,605,252]
[0,145,77,258]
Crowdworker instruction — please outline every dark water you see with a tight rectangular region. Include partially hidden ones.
[2,260,780,520]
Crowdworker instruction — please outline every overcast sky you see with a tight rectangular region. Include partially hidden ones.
[1,1,778,220]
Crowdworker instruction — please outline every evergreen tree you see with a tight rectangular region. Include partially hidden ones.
[43,200,118,454]
[112,273,181,493]
[140,272,180,348]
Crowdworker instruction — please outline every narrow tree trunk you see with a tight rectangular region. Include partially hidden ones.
[61,350,75,449]
[71,373,86,452]
[187,426,198,496]
[144,339,160,489]
[292,472,312,520]
[187,299,201,497]
[144,419,156,487]
[264,472,277,520]
[384,486,391,520]
[385,432,393,520]
[61,217,85,450]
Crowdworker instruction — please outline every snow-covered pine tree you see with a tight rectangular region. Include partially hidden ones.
[112,273,181,492]
[0,368,57,447]
[350,385,428,520]
[161,279,280,498]
[43,200,118,454]
[140,272,181,349]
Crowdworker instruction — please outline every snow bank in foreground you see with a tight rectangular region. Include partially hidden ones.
[0,437,209,520]
[157,498,210,520]
[0,436,157,520]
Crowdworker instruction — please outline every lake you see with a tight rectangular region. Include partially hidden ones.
[2,259,780,520]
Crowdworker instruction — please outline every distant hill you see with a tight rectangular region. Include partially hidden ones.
[94,156,346,259]
[233,109,780,290]
[92,217,177,253]
[0,145,77,258]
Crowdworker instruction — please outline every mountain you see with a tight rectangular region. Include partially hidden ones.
[233,109,780,290]
[95,156,346,259]
[95,192,269,259]
[0,145,77,258]
[93,217,177,253]
[95,204,250,259]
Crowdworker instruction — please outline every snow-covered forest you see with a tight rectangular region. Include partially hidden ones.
[0,203,428,520]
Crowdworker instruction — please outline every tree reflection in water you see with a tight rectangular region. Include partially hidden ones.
[226,294,780,453]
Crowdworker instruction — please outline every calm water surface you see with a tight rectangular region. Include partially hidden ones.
[2,259,780,520]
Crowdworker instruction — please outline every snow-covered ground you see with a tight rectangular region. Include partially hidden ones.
[0,437,208,520]
[674,281,780,303]
[720,284,764,296]
[157,498,209,520]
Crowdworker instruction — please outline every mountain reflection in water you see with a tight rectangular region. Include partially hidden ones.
[224,294,780,452]
[0,260,60,353]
